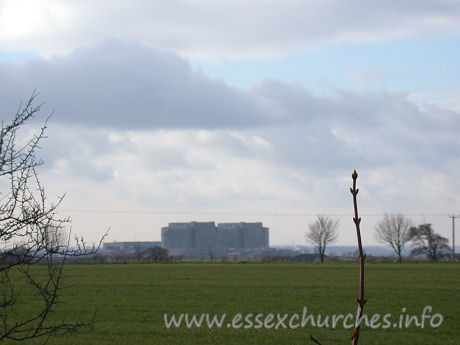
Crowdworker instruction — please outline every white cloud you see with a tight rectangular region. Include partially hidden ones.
[1,0,460,59]
[0,0,74,42]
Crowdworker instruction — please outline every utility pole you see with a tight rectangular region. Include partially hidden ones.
[449,215,459,262]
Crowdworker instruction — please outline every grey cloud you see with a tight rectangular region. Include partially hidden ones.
[3,39,459,135]
[36,125,115,182]
[263,124,361,171]
[36,125,112,164]
[249,80,332,125]
[249,83,460,173]
[70,158,114,182]
[1,40,265,129]
[140,146,215,172]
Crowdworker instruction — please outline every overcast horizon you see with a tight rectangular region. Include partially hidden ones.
[1,1,459,246]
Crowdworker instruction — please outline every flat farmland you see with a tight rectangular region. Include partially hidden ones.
[8,263,460,345]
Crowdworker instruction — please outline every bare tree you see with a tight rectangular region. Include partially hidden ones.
[305,215,339,263]
[374,213,412,263]
[142,246,169,262]
[0,92,105,342]
[408,224,450,261]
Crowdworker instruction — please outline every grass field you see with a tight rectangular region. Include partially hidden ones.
[6,262,460,345]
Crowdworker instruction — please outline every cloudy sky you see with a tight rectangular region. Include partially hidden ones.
[1,0,459,247]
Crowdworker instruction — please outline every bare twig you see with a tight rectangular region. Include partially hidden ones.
[309,333,323,345]
[309,170,368,345]
[350,170,366,345]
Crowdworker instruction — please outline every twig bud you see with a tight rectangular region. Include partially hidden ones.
[352,170,358,179]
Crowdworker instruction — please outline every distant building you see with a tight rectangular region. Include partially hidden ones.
[161,222,269,258]
[218,222,269,249]
[161,222,217,257]
[103,241,160,253]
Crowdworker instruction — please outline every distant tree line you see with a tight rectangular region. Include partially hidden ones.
[305,213,452,263]
[375,213,451,262]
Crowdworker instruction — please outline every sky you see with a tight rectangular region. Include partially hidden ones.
[1,0,460,247]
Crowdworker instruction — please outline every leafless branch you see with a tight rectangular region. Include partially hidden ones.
[350,170,366,345]
[0,93,106,342]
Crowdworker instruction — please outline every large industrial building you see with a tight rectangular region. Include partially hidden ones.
[161,222,269,258]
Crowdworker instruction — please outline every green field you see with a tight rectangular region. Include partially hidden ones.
[6,263,460,345]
